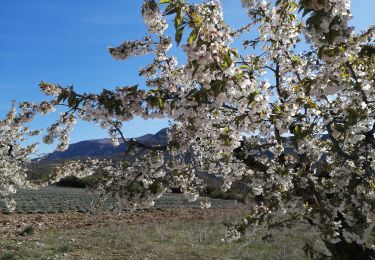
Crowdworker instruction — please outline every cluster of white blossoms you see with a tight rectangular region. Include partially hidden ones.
[301,0,353,47]
[43,113,77,152]
[3,0,375,258]
[47,159,100,184]
[0,105,40,211]
[39,82,62,97]
[108,37,154,61]
[83,151,168,209]
[142,0,168,35]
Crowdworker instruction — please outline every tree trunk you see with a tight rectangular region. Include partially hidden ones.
[324,240,375,260]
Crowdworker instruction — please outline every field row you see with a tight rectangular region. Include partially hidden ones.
[0,186,238,213]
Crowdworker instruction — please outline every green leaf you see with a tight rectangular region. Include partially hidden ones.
[67,95,77,108]
[160,0,171,4]
[223,136,231,146]
[190,11,203,27]
[290,2,298,11]
[317,47,324,59]
[221,52,233,69]
[229,49,239,58]
[194,92,201,105]
[235,115,245,127]
[188,28,199,44]
[192,61,200,77]
[175,26,185,46]
[164,4,176,15]
[174,11,183,29]
[158,98,164,109]
[210,80,223,97]
[273,104,282,114]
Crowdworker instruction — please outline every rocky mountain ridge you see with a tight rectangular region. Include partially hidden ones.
[41,128,168,161]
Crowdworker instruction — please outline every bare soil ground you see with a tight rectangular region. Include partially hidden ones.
[0,208,242,238]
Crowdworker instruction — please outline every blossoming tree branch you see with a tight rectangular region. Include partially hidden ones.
[1,0,374,258]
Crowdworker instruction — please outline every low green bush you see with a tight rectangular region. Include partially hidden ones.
[1,253,16,260]
[19,226,34,236]
[55,176,88,188]
[54,175,99,188]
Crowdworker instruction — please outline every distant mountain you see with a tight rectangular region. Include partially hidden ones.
[40,128,168,162]
[37,127,247,196]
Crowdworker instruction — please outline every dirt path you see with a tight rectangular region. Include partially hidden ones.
[0,208,243,238]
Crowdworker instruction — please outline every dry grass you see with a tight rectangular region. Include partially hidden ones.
[0,209,322,260]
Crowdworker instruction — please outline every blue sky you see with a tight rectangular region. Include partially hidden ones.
[0,0,374,154]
